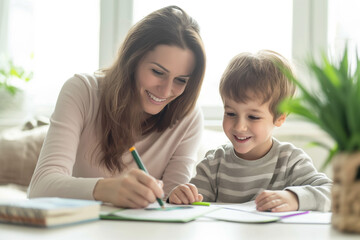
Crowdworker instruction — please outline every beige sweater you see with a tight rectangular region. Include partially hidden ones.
[28,74,203,200]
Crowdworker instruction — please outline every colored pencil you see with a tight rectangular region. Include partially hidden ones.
[129,147,165,209]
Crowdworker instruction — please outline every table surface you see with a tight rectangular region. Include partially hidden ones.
[1,215,359,240]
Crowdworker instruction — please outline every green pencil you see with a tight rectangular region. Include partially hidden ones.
[129,147,165,209]
[191,201,211,206]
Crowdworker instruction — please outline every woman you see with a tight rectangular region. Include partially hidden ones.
[28,5,206,208]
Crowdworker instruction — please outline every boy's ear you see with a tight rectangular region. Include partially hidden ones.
[274,114,286,127]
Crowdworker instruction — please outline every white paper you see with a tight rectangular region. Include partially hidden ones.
[280,211,331,224]
[205,208,279,223]
[213,201,331,224]
[221,201,308,217]
[101,203,218,222]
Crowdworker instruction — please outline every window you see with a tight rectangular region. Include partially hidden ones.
[3,0,100,117]
[4,0,356,126]
[328,0,360,63]
[133,0,293,121]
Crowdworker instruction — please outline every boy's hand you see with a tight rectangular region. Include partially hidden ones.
[169,183,203,204]
[255,190,299,212]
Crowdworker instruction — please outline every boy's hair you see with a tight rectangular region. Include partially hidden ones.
[219,50,296,120]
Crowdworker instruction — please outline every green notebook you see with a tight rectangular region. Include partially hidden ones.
[100,203,217,223]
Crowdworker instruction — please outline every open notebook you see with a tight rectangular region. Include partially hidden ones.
[100,201,331,224]
[206,201,331,224]
[100,202,217,223]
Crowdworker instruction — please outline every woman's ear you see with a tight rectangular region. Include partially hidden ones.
[274,114,286,127]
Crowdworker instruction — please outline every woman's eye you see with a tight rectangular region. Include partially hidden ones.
[152,69,163,75]
[175,78,187,84]
[249,115,260,120]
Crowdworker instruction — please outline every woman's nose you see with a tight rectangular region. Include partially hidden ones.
[158,79,172,97]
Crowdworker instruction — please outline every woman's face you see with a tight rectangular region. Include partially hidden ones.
[135,44,195,115]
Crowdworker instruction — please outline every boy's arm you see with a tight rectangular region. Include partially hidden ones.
[189,156,218,202]
[284,152,332,211]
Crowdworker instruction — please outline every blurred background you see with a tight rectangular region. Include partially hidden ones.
[1,0,359,177]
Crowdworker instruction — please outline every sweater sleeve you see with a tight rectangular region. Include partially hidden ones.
[27,75,102,200]
[190,149,220,202]
[284,150,332,212]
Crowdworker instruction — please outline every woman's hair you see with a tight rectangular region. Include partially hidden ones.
[96,5,206,173]
[219,50,296,121]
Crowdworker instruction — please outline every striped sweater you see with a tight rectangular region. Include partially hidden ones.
[190,138,332,211]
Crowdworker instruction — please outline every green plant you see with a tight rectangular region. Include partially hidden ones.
[0,57,33,95]
[279,47,360,170]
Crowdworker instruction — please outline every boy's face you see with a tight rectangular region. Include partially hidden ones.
[222,96,286,160]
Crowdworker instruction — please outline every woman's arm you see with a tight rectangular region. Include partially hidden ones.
[27,75,99,199]
[28,75,165,208]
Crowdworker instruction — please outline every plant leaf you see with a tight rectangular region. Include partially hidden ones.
[320,144,338,171]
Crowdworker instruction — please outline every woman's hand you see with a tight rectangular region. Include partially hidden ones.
[255,190,299,212]
[168,183,203,204]
[93,168,164,208]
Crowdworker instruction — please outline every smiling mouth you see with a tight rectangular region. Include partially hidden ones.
[235,136,251,141]
[146,91,167,103]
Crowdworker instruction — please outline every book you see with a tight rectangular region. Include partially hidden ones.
[0,197,101,227]
[100,202,218,223]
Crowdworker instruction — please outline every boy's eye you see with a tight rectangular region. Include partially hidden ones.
[225,112,236,117]
[248,115,260,120]
[152,69,163,75]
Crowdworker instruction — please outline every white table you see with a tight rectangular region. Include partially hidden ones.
[0,216,359,240]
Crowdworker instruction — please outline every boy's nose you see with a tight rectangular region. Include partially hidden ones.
[235,119,247,131]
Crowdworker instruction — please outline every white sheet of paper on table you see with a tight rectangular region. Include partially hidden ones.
[207,201,331,224]
[100,202,218,222]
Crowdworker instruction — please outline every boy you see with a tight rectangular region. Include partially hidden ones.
[168,50,332,212]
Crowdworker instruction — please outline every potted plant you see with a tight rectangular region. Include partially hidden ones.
[279,47,360,233]
[0,56,33,125]
[0,57,33,94]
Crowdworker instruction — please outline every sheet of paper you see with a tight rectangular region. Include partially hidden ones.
[100,203,218,223]
[205,208,279,223]
[221,201,308,217]
[216,201,330,224]
[280,211,331,224]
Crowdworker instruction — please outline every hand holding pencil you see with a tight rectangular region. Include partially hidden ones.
[129,147,165,209]
[93,148,164,209]
[93,168,164,208]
